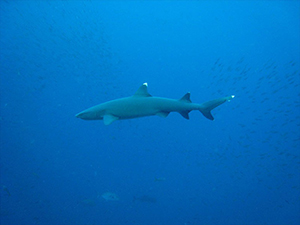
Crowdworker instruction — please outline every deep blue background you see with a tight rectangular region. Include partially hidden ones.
[1,1,299,225]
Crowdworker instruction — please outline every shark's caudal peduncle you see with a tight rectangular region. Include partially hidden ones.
[76,83,234,125]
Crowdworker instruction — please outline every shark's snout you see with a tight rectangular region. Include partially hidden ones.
[75,111,92,120]
[75,109,103,120]
[75,112,82,118]
[75,112,84,119]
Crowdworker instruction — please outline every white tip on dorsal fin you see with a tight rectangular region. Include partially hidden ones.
[179,92,192,103]
[133,82,152,97]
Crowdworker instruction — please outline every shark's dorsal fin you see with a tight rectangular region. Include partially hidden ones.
[179,92,192,103]
[133,83,152,97]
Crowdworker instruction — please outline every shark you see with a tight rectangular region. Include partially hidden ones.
[76,83,234,125]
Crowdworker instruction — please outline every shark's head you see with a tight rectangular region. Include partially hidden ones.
[75,108,104,120]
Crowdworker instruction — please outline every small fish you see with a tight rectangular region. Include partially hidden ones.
[81,198,96,206]
[2,185,11,196]
[101,192,119,201]
[133,195,157,203]
[154,177,166,182]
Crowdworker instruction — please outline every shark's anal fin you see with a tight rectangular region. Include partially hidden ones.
[156,112,170,118]
[103,114,119,125]
[179,111,191,119]
[134,82,152,97]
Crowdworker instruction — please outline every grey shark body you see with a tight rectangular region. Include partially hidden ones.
[76,83,234,125]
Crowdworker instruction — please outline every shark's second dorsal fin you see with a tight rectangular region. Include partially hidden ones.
[179,92,192,103]
[133,83,152,97]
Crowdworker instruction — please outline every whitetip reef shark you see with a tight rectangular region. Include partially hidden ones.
[76,83,234,125]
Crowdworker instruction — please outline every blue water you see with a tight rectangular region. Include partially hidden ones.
[1,1,299,225]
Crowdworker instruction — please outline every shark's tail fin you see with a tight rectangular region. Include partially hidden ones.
[199,95,235,120]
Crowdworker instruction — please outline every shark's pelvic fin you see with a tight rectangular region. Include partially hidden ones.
[156,112,170,118]
[103,114,119,125]
[179,92,192,103]
[134,82,152,97]
[199,95,235,120]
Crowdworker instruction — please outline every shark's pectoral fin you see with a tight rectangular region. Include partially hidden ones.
[103,114,119,125]
[156,112,170,118]
[179,111,191,120]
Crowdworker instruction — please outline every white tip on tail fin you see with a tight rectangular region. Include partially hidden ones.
[227,95,235,102]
